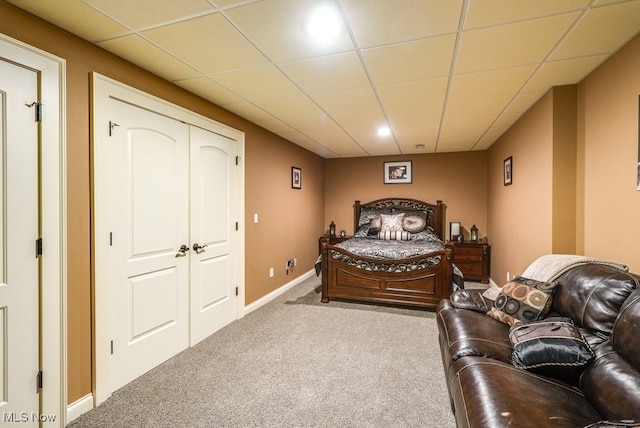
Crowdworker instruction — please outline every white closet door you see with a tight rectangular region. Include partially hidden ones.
[189,126,238,345]
[109,99,190,391]
[0,58,40,427]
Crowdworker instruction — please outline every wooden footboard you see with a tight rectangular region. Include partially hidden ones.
[320,242,454,310]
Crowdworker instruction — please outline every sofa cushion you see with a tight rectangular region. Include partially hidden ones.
[487,276,558,325]
[449,289,491,312]
[580,342,640,420]
[509,317,594,384]
[610,288,640,369]
[437,299,512,368]
[553,265,638,335]
[447,356,602,428]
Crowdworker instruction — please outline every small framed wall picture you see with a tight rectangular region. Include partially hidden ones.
[503,156,513,186]
[291,166,302,189]
[384,160,412,184]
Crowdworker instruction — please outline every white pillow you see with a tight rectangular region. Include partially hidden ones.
[402,215,426,233]
[380,213,405,231]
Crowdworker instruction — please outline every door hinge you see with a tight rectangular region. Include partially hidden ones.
[235,222,238,231]
[25,101,42,122]
[35,237,43,258]
[110,340,114,355]
[235,156,241,165]
[37,370,43,389]
[235,286,238,296]
[110,232,113,246]
[109,121,120,136]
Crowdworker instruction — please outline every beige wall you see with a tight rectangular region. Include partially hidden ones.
[579,34,640,271]
[325,152,488,241]
[488,91,555,283]
[487,32,640,282]
[0,1,325,404]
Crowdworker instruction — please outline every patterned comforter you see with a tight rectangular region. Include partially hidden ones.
[333,236,444,260]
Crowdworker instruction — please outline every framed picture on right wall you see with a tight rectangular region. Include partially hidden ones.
[504,156,513,186]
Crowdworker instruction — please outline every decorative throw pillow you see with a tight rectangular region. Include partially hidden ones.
[402,215,427,233]
[367,217,382,236]
[380,213,405,231]
[486,276,558,326]
[378,230,411,241]
[509,317,595,383]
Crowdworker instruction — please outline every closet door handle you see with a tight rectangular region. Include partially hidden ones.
[175,244,189,258]
[192,243,208,254]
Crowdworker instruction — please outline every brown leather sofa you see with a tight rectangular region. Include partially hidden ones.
[436,264,640,428]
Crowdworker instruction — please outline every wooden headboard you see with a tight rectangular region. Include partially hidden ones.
[354,198,446,241]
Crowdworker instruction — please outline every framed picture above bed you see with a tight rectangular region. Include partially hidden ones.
[384,160,412,184]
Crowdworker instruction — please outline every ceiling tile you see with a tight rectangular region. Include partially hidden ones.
[280,52,369,93]
[310,87,380,114]
[445,95,512,123]
[224,0,354,63]
[504,90,546,115]
[550,2,640,60]
[377,78,449,111]
[253,118,299,135]
[82,0,215,30]
[362,34,456,85]
[341,0,463,48]
[276,132,341,158]
[455,12,580,73]
[449,65,536,101]
[175,77,247,105]
[331,108,389,140]
[464,0,590,29]
[523,55,608,92]
[142,13,269,74]
[98,35,201,81]
[8,0,127,42]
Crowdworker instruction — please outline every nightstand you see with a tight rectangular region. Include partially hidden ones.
[452,242,491,283]
[318,235,351,254]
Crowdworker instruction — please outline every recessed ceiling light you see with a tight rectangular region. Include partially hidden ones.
[415,144,425,149]
[377,126,391,137]
[307,5,343,43]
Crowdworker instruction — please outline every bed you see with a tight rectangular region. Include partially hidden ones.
[320,198,462,310]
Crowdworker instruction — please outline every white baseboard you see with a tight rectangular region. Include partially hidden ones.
[244,268,315,315]
[67,393,94,423]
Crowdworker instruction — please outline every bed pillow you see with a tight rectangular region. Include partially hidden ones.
[380,213,405,231]
[378,230,411,241]
[402,215,427,233]
[486,276,558,326]
[367,217,382,236]
[509,317,595,383]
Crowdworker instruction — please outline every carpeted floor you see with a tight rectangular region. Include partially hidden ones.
[69,274,456,428]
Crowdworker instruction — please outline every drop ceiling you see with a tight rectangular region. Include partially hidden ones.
[8,0,640,158]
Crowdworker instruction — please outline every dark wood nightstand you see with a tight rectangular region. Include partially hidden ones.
[318,235,351,254]
[452,242,491,283]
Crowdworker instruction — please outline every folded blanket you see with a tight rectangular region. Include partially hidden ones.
[521,254,628,282]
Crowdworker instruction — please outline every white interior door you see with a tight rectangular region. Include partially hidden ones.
[109,99,190,391]
[189,126,238,345]
[0,59,40,425]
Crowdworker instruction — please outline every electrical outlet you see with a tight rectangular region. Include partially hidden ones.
[269,267,274,278]
[293,258,297,266]
[507,271,510,281]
